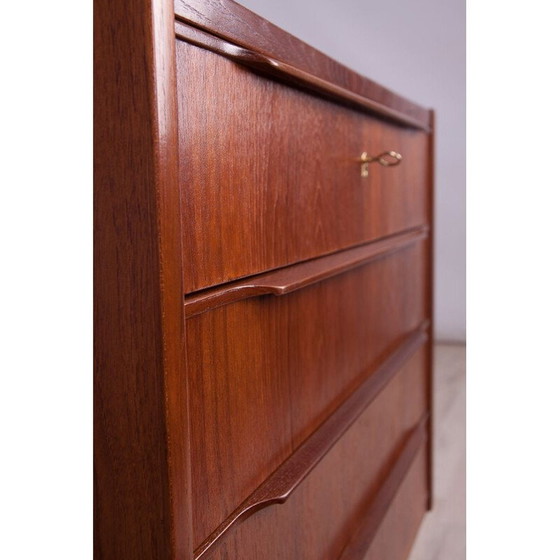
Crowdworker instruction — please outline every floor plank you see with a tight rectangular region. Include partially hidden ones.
[407,343,466,560]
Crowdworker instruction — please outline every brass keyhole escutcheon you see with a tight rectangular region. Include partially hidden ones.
[360,151,403,178]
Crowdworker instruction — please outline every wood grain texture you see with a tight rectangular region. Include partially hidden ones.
[200,348,429,560]
[173,0,431,129]
[185,240,428,548]
[175,38,430,293]
[339,417,428,560]
[94,0,191,557]
[96,2,434,557]
[184,226,428,318]
[195,326,428,559]
[174,21,429,130]
[363,445,429,560]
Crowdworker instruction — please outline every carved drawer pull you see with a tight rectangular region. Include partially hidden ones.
[192,325,429,560]
[183,227,428,319]
[360,150,402,177]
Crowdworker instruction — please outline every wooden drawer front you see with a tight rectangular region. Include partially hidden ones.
[185,238,428,548]
[198,355,429,560]
[176,38,430,293]
[358,444,428,560]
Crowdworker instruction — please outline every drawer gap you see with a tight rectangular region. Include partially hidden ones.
[184,225,428,319]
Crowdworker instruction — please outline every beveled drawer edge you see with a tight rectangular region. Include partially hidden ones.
[338,415,429,560]
[193,323,429,560]
[184,225,428,319]
[174,20,430,132]
[173,0,431,129]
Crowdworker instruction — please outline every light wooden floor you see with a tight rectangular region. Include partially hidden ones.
[408,344,466,560]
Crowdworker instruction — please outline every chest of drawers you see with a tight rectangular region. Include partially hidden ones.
[94,1,435,559]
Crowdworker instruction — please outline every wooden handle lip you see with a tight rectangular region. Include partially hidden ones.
[337,414,429,560]
[174,20,431,132]
[184,226,429,318]
[193,324,429,559]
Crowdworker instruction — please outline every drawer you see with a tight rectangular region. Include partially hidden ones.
[184,236,429,548]
[351,442,429,560]
[175,38,430,293]
[361,447,428,560]
[196,357,429,560]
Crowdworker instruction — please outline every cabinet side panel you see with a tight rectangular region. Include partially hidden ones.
[94,0,190,557]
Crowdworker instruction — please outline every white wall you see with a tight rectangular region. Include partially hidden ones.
[237,0,466,342]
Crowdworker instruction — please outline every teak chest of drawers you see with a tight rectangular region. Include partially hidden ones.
[94,1,435,559]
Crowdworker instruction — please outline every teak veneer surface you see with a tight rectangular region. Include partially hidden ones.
[173,21,429,130]
[193,327,428,559]
[187,240,428,546]
[363,445,429,560]
[95,1,435,559]
[173,0,431,129]
[198,355,429,560]
[183,227,428,318]
[176,39,429,293]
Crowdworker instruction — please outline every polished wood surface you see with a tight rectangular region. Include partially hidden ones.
[174,21,429,130]
[363,446,429,560]
[195,327,428,559]
[94,0,191,557]
[339,417,428,560]
[184,226,428,318]
[173,0,431,129]
[199,351,429,559]
[95,1,434,558]
[186,241,428,547]
[176,38,429,292]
